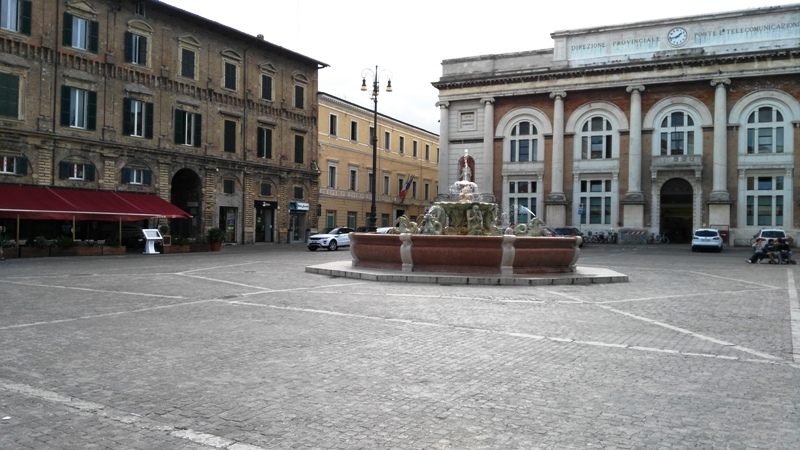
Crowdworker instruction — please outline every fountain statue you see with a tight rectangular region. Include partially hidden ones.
[350,149,581,274]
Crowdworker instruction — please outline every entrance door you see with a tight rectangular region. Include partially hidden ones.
[219,207,237,243]
[660,178,693,244]
[289,213,306,243]
[255,207,273,242]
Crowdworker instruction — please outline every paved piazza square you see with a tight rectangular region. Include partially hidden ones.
[1,244,798,449]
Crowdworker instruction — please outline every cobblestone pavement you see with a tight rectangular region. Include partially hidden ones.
[1,243,798,449]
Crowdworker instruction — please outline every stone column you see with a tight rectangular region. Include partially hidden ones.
[481,97,495,199]
[708,78,732,228]
[546,92,567,226]
[622,85,645,227]
[436,101,450,199]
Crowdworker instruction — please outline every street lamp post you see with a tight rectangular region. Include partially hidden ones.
[361,66,392,231]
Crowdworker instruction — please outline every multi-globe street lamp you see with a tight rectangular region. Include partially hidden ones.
[360,66,392,231]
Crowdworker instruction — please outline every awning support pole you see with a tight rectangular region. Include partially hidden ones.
[72,216,76,241]
[16,214,20,244]
[119,219,122,244]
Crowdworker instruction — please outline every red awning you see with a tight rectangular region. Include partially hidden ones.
[0,185,193,221]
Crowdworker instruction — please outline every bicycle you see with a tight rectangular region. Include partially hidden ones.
[647,233,669,244]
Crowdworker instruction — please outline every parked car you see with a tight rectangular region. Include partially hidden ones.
[754,228,787,242]
[691,228,723,252]
[376,227,393,234]
[553,226,584,247]
[307,227,354,251]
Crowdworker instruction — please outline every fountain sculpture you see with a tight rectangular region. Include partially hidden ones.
[349,150,581,275]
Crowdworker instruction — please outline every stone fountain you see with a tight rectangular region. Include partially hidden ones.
[348,150,582,275]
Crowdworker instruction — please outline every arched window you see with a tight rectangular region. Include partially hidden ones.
[509,121,539,162]
[746,106,786,154]
[580,116,613,160]
[658,111,696,155]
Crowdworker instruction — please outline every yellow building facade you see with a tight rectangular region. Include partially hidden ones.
[317,93,439,231]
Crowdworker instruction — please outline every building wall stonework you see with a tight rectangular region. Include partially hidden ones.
[436,5,800,245]
[0,0,324,245]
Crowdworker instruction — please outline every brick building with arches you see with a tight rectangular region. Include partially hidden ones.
[0,0,325,245]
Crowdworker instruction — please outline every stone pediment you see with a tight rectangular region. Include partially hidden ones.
[221,49,241,62]
[127,20,154,35]
[292,71,309,84]
[259,62,276,74]
[177,34,201,49]
[66,1,98,18]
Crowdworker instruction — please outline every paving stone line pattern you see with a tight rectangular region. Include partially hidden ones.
[0,244,798,449]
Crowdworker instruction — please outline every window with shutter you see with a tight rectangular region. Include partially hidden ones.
[261,74,272,100]
[224,62,237,90]
[0,72,19,119]
[294,85,304,109]
[181,48,196,79]
[294,135,304,164]
[223,119,236,153]
[257,127,272,159]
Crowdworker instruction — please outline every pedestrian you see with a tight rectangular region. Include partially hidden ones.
[765,239,779,264]
[777,238,794,265]
[747,238,767,264]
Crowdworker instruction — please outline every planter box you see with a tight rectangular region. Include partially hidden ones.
[50,247,78,257]
[210,242,222,252]
[1,246,19,259]
[190,244,210,252]
[164,245,190,254]
[20,247,50,258]
[103,246,127,256]
[76,247,103,256]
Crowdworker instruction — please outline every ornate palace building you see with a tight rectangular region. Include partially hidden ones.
[0,0,325,245]
[434,4,800,245]
[318,93,439,230]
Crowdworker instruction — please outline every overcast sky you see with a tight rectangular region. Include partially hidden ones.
[161,0,790,134]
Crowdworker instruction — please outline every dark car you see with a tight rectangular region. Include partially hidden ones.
[553,227,584,247]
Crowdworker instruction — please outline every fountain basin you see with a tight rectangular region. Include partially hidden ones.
[349,233,580,275]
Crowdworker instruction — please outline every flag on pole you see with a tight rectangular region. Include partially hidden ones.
[399,175,414,202]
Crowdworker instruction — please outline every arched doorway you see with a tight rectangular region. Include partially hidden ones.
[660,178,693,244]
[171,169,202,238]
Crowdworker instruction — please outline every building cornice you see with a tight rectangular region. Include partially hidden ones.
[318,92,439,138]
[433,48,800,92]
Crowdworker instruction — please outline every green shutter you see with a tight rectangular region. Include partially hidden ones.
[224,120,236,152]
[85,164,95,182]
[20,1,32,35]
[193,114,201,148]
[264,128,272,158]
[174,109,184,144]
[86,90,97,130]
[124,32,133,62]
[144,102,154,139]
[181,49,195,79]
[62,13,73,47]
[143,170,152,186]
[261,75,272,100]
[60,85,71,127]
[59,161,69,179]
[121,167,131,184]
[88,20,99,53]
[16,156,26,175]
[225,63,236,90]
[0,73,19,119]
[122,97,131,135]
[257,127,264,158]
[294,135,303,163]
[138,35,147,65]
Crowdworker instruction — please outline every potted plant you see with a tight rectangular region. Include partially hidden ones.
[76,240,103,256]
[190,234,210,252]
[51,235,78,257]
[207,227,225,252]
[102,238,127,256]
[20,236,51,258]
[1,232,18,259]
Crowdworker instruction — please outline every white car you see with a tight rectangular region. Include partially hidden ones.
[307,227,354,251]
[691,228,723,252]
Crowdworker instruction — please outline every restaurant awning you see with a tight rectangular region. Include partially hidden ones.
[0,185,193,221]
